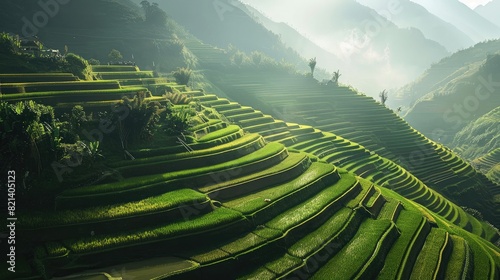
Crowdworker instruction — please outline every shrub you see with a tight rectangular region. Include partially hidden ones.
[0,101,60,176]
[164,106,194,136]
[64,53,93,80]
[88,58,101,65]
[164,91,192,105]
[172,67,192,85]
[108,49,123,62]
[111,91,168,147]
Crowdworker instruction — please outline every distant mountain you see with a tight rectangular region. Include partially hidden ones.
[356,0,474,52]
[475,0,500,29]
[394,39,500,108]
[0,0,192,72]
[236,3,342,79]
[403,53,500,143]
[410,0,500,42]
[242,0,449,96]
[451,106,500,161]
[140,0,315,75]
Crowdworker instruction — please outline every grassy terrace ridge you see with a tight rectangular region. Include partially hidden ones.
[311,219,395,279]
[110,133,263,168]
[0,73,79,82]
[410,228,450,280]
[207,69,499,227]
[58,142,286,197]
[378,210,430,280]
[91,65,140,72]
[5,61,500,279]
[61,207,245,254]
[444,235,472,280]
[223,162,336,214]
[0,87,147,101]
[192,90,497,240]
[19,189,207,229]
[1,80,121,93]
[265,173,357,231]
[197,125,242,142]
[199,152,308,195]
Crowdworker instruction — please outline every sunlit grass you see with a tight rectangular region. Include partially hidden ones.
[21,189,207,228]
[63,207,243,254]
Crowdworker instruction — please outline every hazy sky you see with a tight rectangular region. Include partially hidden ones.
[458,0,493,9]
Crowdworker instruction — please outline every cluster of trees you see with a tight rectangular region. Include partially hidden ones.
[0,33,92,79]
[0,91,197,197]
[140,0,167,26]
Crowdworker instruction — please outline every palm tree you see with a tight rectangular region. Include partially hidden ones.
[308,57,317,76]
[330,70,341,86]
[379,90,388,105]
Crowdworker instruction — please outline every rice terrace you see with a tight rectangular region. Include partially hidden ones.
[0,0,499,279]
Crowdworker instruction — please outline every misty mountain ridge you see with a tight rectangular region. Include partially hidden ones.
[475,0,500,29]
[241,0,449,95]
[409,0,500,42]
[356,0,474,52]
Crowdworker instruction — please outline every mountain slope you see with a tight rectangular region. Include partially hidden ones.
[475,0,500,29]
[135,0,316,75]
[394,38,500,108]
[403,53,500,143]
[193,57,500,227]
[410,0,500,42]
[356,0,474,52]
[472,148,500,185]
[4,68,499,280]
[205,0,450,96]
[0,0,192,72]
[451,106,500,161]
[236,3,342,79]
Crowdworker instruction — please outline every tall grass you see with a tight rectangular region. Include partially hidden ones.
[311,219,392,279]
[21,189,207,228]
[63,207,243,254]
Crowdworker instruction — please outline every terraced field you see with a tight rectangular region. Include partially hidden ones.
[6,69,500,279]
[473,148,500,186]
[203,69,500,228]
[174,87,496,244]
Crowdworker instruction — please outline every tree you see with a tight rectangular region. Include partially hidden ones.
[308,57,317,76]
[251,51,263,65]
[108,49,123,62]
[112,91,166,147]
[232,51,245,66]
[0,101,59,176]
[64,53,92,80]
[0,32,19,54]
[379,90,388,105]
[172,67,192,85]
[329,70,341,86]
[141,1,167,26]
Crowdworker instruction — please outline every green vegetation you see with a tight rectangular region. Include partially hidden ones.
[58,142,285,197]
[107,49,123,62]
[1,2,499,278]
[410,229,449,280]
[452,106,500,161]
[63,207,243,253]
[0,100,60,176]
[20,189,207,229]
[172,67,192,85]
[311,219,393,279]
[266,174,357,231]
